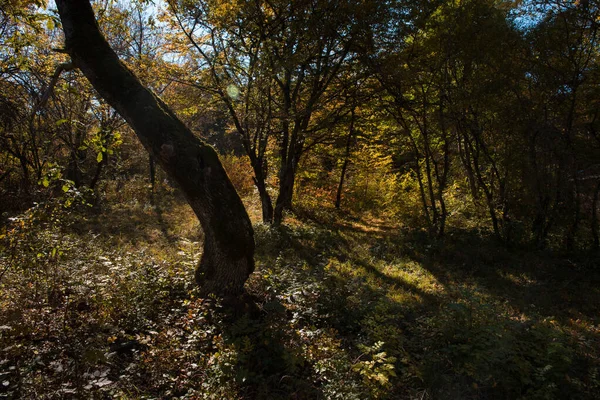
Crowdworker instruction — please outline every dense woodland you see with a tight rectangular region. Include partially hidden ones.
[0,0,599,398]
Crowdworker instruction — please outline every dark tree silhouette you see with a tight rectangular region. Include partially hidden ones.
[55,0,255,296]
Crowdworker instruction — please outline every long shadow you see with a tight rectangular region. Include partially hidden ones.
[266,210,600,328]
[215,298,321,400]
[225,218,428,397]
[249,216,600,399]
[236,218,448,397]
[401,229,600,324]
[292,225,439,301]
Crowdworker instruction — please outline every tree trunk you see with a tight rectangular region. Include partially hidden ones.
[253,173,273,224]
[566,178,581,251]
[56,0,255,296]
[335,108,356,210]
[273,163,296,225]
[457,132,479,200]
[335,152,350,210]
[89,150,106,189]
[17,154,31,195]
[247,153,273,224]
[149,154,156,191]
[257,180,274,224]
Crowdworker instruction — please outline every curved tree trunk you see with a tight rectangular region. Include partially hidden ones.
[56,0,254,296]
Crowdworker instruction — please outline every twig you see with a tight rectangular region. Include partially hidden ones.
[0,262,10,282]
[34,61,75,114]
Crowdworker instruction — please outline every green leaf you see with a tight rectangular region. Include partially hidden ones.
[97,152,103,163]
[62,184,69,192]
[55,119,68,126]
[42,177,49,187]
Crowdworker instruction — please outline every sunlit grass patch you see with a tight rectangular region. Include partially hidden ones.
[382,260,445,295]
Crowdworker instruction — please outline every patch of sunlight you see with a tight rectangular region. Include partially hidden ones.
[386,290,422,305]
[325,258,367,279]
[565,315,600,337]
[503,272,538,287]
[381,260,446,296]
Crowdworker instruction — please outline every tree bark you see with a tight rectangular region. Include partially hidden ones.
[335,108,356,209]
[56,0,255,296]
[149,154,156,191]
[246,150,273,224]
[252,170,273,224]
[273,163,296,225]
[335,146,351,210]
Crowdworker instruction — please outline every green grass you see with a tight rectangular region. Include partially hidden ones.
[1,182,599,399]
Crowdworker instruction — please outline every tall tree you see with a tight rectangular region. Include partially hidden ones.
[168,0,362,225]
[166,0,276,223]
[523,0,600,248]
[55,0,255,296]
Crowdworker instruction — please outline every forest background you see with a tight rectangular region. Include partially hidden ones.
[0,0,599,398]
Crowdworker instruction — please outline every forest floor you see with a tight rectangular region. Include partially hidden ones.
[1,180,600,399]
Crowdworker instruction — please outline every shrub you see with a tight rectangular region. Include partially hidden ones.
[220,154,255,197]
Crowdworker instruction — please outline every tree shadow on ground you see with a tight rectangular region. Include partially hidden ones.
[399,229,600,324]
[248,212,600,399]
[45,197,600,399]
[234,217,447,398]
[293,205,600,324]
[213,297,322,400]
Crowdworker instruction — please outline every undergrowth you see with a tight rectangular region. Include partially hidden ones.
[0,180,599,399]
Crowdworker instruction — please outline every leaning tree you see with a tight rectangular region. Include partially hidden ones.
[55,0,255,296]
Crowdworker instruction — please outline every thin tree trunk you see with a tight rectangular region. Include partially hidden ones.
[18,155,31,195]
[335,108,356,209]
[474,157,501,238]
[149,155,156,191]
[419,108,438,229]
[457,130,478,200]
[335,149,351,210]
[257,182,274,223]
[66,151,82,187]
[406,130,431,228]
[566,177,581,251]
[436,102,450,238]
[89,151,106,189]
[56,0,254,296]
[247,151,273,224]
